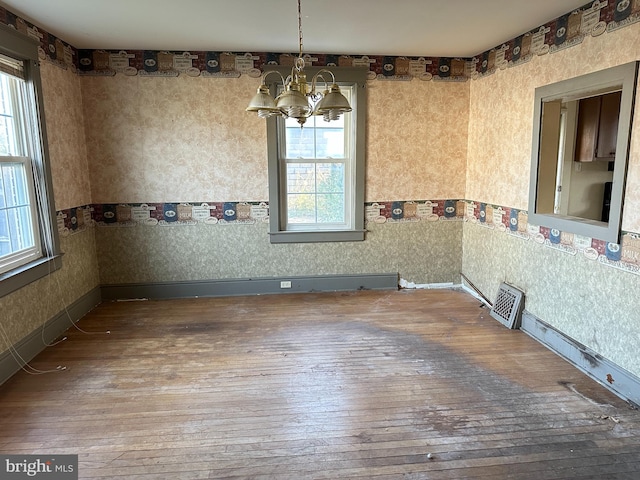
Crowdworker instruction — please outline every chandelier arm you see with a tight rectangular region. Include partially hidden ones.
[262,70,286,86]
[310,71,333,95]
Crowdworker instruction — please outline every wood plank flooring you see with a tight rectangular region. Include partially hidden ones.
[1,289,639,479]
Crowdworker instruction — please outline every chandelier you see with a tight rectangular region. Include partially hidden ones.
[246,0,352,126]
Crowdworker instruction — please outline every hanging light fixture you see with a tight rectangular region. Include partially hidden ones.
[246,0,352,126]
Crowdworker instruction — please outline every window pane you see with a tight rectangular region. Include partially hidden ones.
[0,165,5,209]
[317,194,345,223]
[285,123,315,158]
[6,205,34,251]
[0,209,8,256]
[316,163,344,194]
[286,163,315,194]
[0,115,14,155]
[284,117,346,159]
[0,75,18,156]
[315,117,345,158]
[2,163,29,207]
[287,194,316,223]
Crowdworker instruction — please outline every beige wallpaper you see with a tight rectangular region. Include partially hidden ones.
[366,80,469,201]
[466,22,640,233]
[1,61,99,352]
[95,221,462,286]
[81,74,469,204]
[81,75,269,203]
[0,228,99,347]
[464,23,640,379]
[40,63,92,210]
[462,222,640,378]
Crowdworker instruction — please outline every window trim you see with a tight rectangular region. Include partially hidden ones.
[266,66,367,244]
[0,23,62,298]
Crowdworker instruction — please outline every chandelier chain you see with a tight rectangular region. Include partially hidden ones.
[298,0,303,58]
[246,0,351,125]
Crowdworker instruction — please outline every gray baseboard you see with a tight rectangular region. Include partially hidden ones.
[0,286,102,386]
[101,273,399,301]
[521,311,640,408]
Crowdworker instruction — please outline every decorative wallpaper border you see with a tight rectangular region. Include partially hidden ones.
[464,200,640,276]
[56,199,640,277]
[2,1,639,82]
[473,0,640,79]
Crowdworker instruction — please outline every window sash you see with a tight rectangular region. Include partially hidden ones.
[278,84,355,232]
[0,69,41,275]
[266,66,366,244]
[0,22,61,298]
[0,156,41,274]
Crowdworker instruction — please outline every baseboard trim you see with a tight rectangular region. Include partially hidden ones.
[101,273,400,300]
[521,311,640,408]
[0,286,102,386]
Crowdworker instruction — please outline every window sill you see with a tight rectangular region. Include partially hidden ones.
[269,230,366,244]
[0,254,63,299]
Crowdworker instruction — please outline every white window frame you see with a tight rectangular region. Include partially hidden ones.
[267,67,367,243]
[0,23,61,298]
[0,156,42,273]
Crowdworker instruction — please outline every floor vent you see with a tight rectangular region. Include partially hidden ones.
[490,283,524,329]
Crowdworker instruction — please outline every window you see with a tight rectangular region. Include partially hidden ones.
[0,24,60,297]
[0,71,41,274]
[267,67,366,243]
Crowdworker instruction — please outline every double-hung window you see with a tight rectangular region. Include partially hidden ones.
[267,67,366,243]
[0,64,41,273]
[0,24,60,297]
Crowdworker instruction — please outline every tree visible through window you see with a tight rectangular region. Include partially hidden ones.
[267,67,366,243]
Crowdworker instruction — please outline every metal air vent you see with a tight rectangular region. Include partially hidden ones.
[490,283,524,329]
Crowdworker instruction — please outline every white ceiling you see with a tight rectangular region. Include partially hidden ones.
[0,0,590,58]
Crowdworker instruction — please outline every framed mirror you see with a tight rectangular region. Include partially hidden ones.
[529,61,638,244]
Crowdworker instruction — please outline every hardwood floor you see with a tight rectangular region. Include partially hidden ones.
[1,289,639,479]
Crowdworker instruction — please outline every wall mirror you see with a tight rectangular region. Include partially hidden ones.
[529,61,638,244]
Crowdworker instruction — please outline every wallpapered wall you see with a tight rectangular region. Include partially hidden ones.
[79,76,470,286]
[464,22,640,376]
[0,63,99,348]
[80,76,469,203]
[2,2,640,382]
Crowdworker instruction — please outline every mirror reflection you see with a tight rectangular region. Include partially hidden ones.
[537,90,621,223]
[529,62,638,244]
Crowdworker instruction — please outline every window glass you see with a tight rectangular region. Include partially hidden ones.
[0,69,41,274]
[267,68,366,244]
[0,33,59,286]
[281,87,352,231]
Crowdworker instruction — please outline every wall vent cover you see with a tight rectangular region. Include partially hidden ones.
[490,283,524,329]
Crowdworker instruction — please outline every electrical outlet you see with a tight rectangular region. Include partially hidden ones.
[280,281,292,289]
